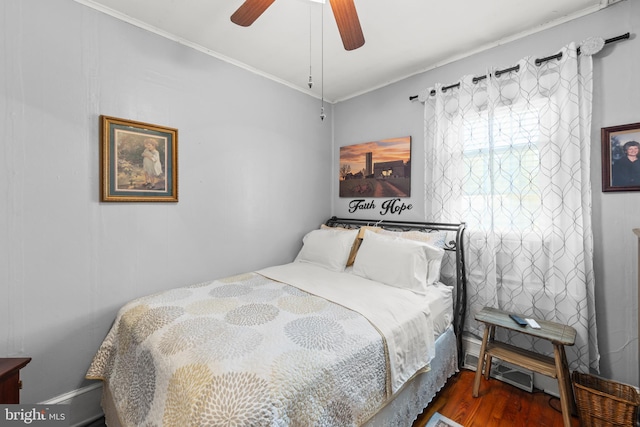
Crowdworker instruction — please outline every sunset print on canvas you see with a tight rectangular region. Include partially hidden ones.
[339,136,411,198]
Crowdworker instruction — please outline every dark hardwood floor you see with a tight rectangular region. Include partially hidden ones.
[413,369,580,427]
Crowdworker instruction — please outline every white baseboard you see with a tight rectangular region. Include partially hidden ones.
[40,383,104,427]
[462,333,482,356]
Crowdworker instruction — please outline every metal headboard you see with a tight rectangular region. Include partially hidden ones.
[324,216,467,368]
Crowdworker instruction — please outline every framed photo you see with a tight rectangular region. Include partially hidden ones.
[602,122,640,192]
[339,136,411,198]
[100,115,178,202]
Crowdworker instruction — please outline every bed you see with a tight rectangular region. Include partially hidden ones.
[86,216,467,427]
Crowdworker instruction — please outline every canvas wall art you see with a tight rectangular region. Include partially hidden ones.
[339,136,411,198]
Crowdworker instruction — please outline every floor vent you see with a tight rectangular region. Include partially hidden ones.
[463,351,534,393]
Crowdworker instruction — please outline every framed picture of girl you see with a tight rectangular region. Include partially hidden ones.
[602,122,640,192]
[100,115,178,202]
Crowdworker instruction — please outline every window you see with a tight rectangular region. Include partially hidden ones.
[460,101,543,232]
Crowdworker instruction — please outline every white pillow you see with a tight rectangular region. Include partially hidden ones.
[422,240,446,285]
[294,228,359,272]
[377,229,448,249]
[375,229,447,284]
[353,230,445,294]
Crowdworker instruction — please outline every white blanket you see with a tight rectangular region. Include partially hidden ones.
[258,262,436,394]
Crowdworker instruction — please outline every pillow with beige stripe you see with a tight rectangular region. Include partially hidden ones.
[321,225,382,266]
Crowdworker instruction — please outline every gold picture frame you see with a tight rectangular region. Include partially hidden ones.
[100,115,178,202]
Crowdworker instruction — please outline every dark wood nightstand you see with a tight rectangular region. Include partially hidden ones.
[472,307,576,427]
[0,357,31,403]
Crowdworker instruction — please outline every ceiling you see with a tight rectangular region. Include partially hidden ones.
[74,0,612,102]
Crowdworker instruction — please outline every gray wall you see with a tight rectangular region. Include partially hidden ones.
[1,0,637,415]
[332,0,640,387]
[1,0,332,404]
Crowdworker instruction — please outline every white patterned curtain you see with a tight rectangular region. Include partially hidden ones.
[421,42,600,372]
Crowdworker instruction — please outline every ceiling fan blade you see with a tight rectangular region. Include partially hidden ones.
[329,0,365,51]
[231,0,276,27]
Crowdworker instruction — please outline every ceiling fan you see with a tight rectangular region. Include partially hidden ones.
[231,0,365,51]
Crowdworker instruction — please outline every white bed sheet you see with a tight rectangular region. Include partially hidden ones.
[341,265,453,337]
[426,282,453,336]
[259,262,436,395]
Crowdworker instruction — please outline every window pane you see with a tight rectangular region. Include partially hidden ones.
[461,102,542,231]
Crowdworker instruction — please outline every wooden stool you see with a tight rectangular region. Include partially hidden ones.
[472,307,576,427]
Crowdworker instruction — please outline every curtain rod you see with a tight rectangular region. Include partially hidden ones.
[409,32,630,101]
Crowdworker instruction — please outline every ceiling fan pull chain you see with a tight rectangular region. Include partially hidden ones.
[309,1,313,89]
[320,2,325,121]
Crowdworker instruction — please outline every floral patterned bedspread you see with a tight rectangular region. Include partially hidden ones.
[87,270,391,426]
